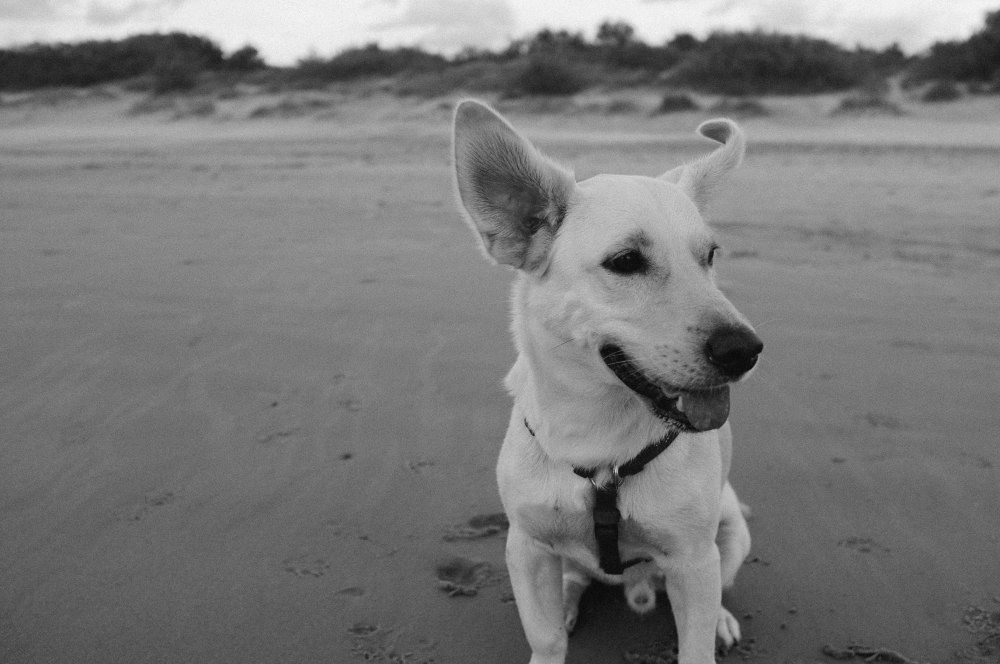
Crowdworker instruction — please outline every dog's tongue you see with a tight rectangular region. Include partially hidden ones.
[676,386,731,431]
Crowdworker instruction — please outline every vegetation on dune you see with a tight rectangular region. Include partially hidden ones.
[709,97,771,117]
[832,76,905,115]
[655,93,700,114]
[921,80,963,102]
[0,33,225,90]
[290,43,447,85]
[907,9,1000,85]
[1,9,999,99]
[667,32,863,95]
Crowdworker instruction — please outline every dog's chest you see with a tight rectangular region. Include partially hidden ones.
[498,415,726,568]
[510,476,675,558]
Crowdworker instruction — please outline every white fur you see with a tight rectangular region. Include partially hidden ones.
[452,100,757,664]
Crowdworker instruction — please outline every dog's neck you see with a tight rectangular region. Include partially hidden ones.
[505,276,671,470]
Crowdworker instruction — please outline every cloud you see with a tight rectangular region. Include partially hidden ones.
[373,0,516,52]
[0,0,186,25]
[631,0,992,52]
[85,0,186,25]
[730,0,989,51]
[0,0,76,20]
[706,0,738,17]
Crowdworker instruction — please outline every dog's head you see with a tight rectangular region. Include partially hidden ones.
[452,100,761,432]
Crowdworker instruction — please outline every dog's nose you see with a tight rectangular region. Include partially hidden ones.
[705,326,763,378]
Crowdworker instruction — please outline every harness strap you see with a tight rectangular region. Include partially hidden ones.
[523,418,680,575]
[572,428,680,480]
[592,483,628,574]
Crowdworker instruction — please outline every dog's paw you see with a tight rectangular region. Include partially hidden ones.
[563,602,580,634]
[715,607,741,652]
[562,578,588,634]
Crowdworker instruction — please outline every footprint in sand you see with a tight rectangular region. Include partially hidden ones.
[348,623,436,664]
[438,514,512,601]
[255,423,302,445]
[407,459,435,474]
[960,602,1000,662]
[282,555,330,578]
[59,420,93,446]
[330,372,363,413]
[338,397,362,412]
[442,512,509,541]
[118,491,177,521]
[254,396,305,445]
[434,557,504,597]
[837,536,890,553]
[864,412,903,429]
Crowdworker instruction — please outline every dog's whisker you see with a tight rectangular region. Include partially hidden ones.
[750,317,784,330]
[549,338,576,351]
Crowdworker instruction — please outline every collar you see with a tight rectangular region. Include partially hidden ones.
[522,418,680,485]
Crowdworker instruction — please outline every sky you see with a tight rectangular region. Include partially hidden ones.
[0,0,997,66]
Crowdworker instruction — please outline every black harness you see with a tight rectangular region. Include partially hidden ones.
[523,418,680,576]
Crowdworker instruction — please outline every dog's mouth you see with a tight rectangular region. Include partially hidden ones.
[599,344,730,432]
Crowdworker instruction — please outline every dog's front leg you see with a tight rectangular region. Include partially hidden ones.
[506,524,568,664]
[663,543,724,664]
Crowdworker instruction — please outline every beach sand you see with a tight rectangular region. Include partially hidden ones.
[1,90,998,663]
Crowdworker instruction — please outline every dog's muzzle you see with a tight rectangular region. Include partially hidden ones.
[599,344,732,432]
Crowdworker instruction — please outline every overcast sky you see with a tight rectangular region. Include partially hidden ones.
[0,0,997,65]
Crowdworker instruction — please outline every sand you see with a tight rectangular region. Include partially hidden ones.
[1,90,998,664]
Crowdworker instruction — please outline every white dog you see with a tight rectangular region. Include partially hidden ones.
[452,100,762,664]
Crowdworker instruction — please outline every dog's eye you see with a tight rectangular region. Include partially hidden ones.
[602,249,648,275]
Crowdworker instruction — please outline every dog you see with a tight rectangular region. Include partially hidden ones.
[451,99,762,664]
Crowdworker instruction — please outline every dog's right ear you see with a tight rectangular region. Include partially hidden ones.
[452,100,575,271]
[660,118,745,208]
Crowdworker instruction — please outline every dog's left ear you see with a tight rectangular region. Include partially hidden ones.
[661,118,745,208]
[452,100,575,271]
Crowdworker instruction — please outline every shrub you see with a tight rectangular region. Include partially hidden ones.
[225,45,266,72]
[174,98,216,119]
[0,32,224,91]
[214,86,243,100]
[497,96,576,114]
[832,93,903,115]
[517,28,590,59]
[128,94,177,115]
[293,44,446,83]
[151,54,200,94]
[656,93,699,113]
[857,75,890,98]
[604,98,641,114]
[908,40,980,82]
[669,31,865,95]
[595,22,680,72]
[579,98,642,114]
[507,55,588,96]
[921,80,962,102]
[710,97,769,116]
[395,59,519,96]
[908,10,1000,84]
[248,96,334,118]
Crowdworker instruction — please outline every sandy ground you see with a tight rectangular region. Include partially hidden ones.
[1,90,999,664]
